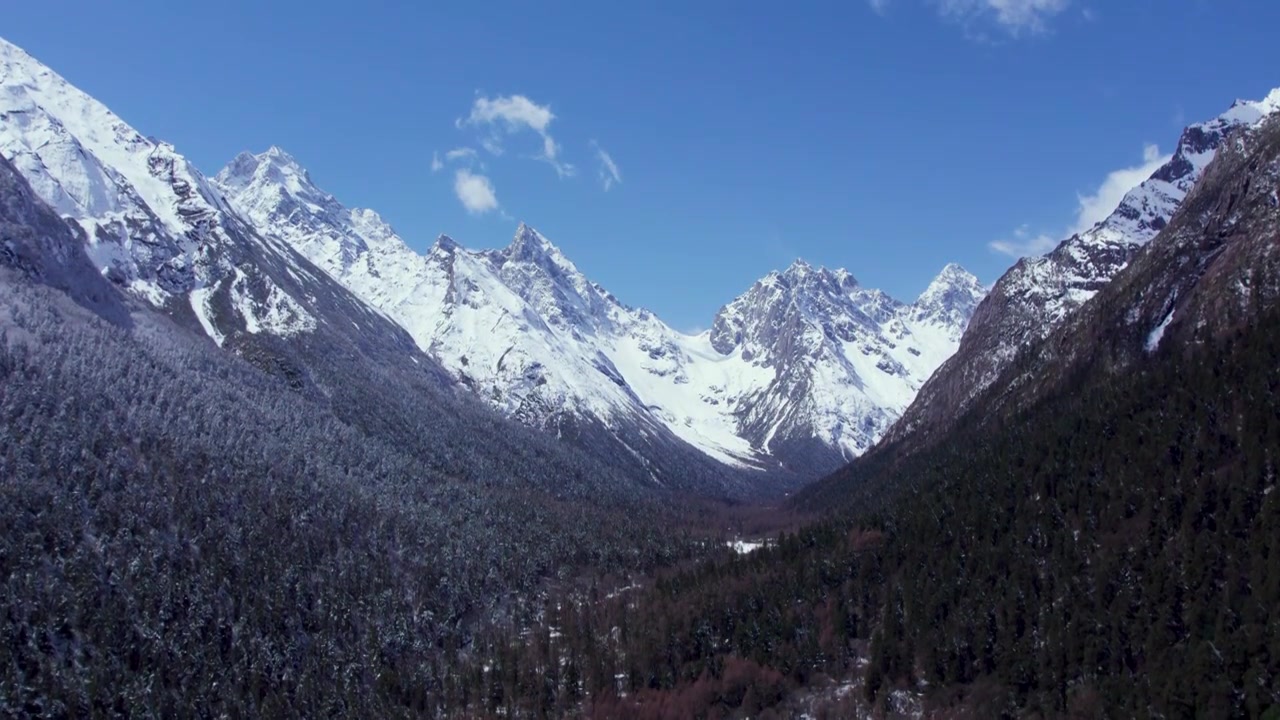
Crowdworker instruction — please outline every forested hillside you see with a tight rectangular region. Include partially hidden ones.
[441,298,1280,718]
[435,121,1280,718]
[0,149,724,716]
[0,272,720,717]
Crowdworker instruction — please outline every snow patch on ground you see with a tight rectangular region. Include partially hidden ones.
[1145,309,1174,352]
[189,284,224,347]
[230,268,317,336]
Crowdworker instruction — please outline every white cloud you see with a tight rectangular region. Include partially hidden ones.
[989,224,1058,257]
[466,95,556,134]
[434,147,480,174]
[590,141,622,191]
[868,0,891,14]
[445,147,478,162]
[937,0,1071,35]
[453,169,499,215]
[462,94,574,177]
[1071,143,1169,234]
[989,142,1169,258]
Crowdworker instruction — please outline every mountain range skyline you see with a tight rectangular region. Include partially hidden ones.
[5,29,1277,481]
[0,33,983,486]
[4,5,1280,715]
[212,142,986,474]
[6,2,1280,333]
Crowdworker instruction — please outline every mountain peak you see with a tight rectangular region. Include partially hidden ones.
[263,145,298,163]
[773,259,857,294]
[431,234,460,254]
[216,147,313,189]
[784,258,812,273]
[506,222,563,262]
[261,146,313,178]
[929,263,979,288]
[912,263,985,327]
[1222,87,1280,124]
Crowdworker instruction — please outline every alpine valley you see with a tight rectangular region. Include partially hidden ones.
[0,33,986,492]
[3,20,1280,720]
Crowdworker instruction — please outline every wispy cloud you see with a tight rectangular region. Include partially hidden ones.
[938,0,1071,35]
[873,0,1072,36]
[461,94,574,177]
[990,142,1170,258]
[1071,143,1169,235]
[445,147,478,162]
[590,141,622,191]
[434,146,481,174]
[989,224,1057,258]
[453,169,499,215]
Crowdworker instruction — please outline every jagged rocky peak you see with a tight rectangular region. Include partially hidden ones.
[214,146,419,272]
[214,146,326,200]
[492,221,612,325]
[503,222,569,264]
[710,259,859,356]
[348,206,398,247]
[913,263,985,324]
[1094,86,1280,243]
[263,144,303,165]
[217,151,261,188]
[431,233,460,254]
[774,258,857,293]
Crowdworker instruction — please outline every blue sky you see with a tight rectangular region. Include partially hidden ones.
[6,1,1280,331]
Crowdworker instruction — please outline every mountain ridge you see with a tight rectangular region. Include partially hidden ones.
[881,84,1280,451]
[1,34,757,499]
[215,145,984,476]
[2,32,981,489]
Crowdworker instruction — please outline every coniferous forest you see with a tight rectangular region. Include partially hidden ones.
[437,301,1280,719]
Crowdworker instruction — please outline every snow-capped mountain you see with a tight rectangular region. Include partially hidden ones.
[216,147,984,475]
[0,36,759,498]
[0,37,319,338]
[705,260,985,472]
[0,37,414,352]
[1004,112,1280,409]
[885,86,1280,448]
[0,36,468,402]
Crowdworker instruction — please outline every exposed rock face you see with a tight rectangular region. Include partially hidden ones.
[707,260,984,472]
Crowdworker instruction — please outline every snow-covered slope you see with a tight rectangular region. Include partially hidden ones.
[707,261,984,471]
[0,36,323,340]
[0,35,455,399]
[0,151,131,326]
[217,148,984,474]
[885,87,1280,448]
[0,33,975,489]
